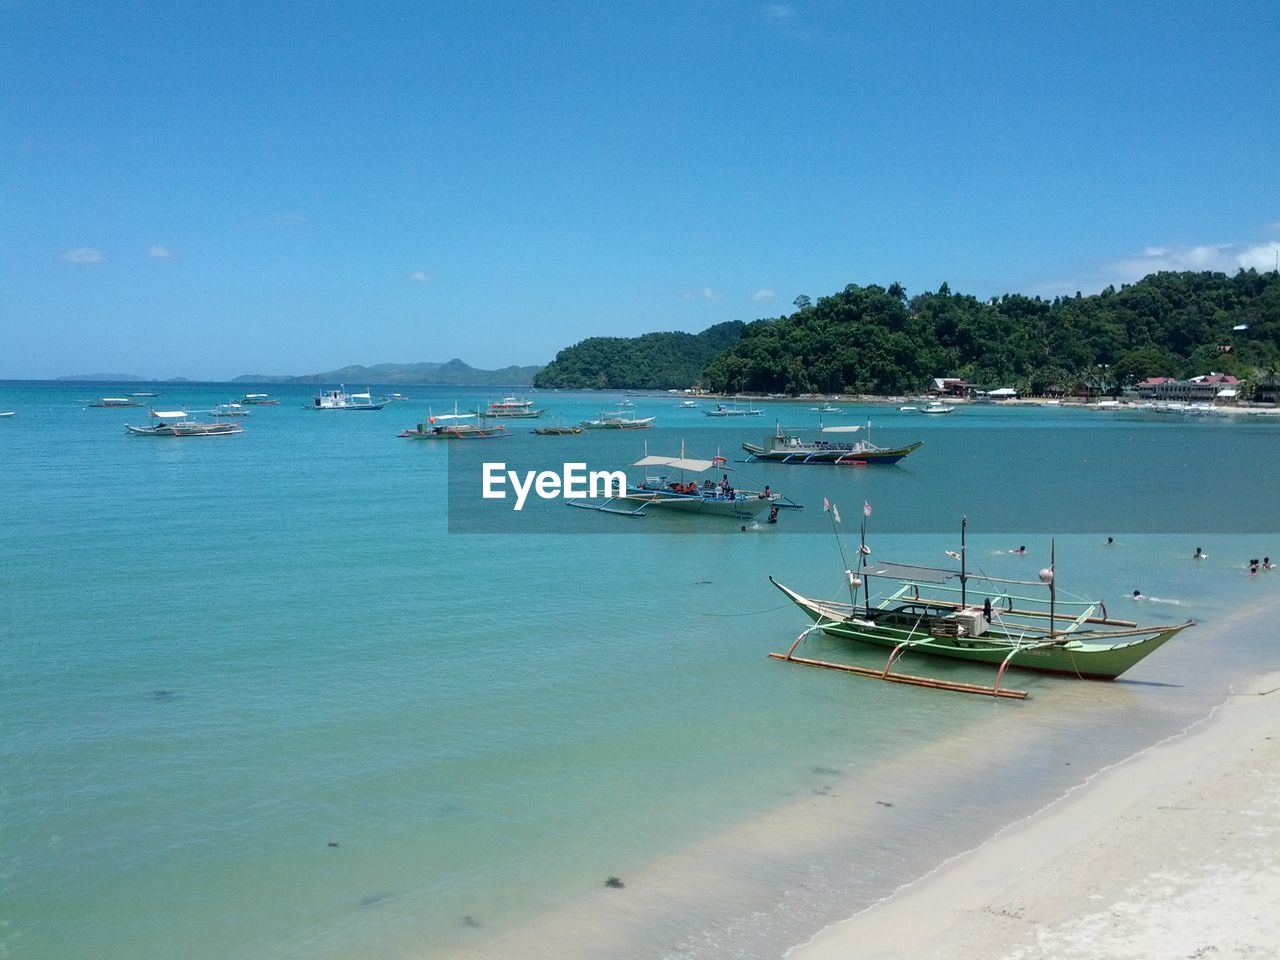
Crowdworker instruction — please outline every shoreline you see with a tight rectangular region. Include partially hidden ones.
[430,599,1279,960]
[789,663,1280,960]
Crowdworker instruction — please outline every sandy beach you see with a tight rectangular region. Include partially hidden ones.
[790,670,1280,960]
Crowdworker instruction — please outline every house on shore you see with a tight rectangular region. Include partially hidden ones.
[1129,373,1239,403]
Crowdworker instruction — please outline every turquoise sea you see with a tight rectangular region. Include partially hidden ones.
[4,381,1280,959]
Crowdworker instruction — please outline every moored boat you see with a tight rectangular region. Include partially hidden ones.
[921,403,955,414]
[532,424,583,435]
[703,401,764,417]
[211,402,250,417]
[479,396,544,419]
[125,410,244,437]
[567,446,793,519]
[400,409,510,439]
[770,517,1193,698]
[579,410,655,430]
[307,387,384,410]
[742,422,921,465]
[241,393,280,405]
[88,397,142,408]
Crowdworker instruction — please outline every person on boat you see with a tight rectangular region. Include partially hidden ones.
[983,597,993,622]
[1193,547,1205,559]
[758,485,773,500]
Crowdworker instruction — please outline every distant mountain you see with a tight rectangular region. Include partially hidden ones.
[57,373,148,381]
[232,359,543,386]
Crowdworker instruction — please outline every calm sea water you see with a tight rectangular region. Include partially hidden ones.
[3,382,1280,959]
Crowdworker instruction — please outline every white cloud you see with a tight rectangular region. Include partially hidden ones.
[408,271,430,283]
[1103,241,1280,283]
[60,247,105,264]
[147,245,176,259]
[752,288,775,303]
[682,287,724,302]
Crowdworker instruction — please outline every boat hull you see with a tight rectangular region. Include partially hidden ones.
[125,422,244,437]
[771,578,1187,680]
[743,440,921,465]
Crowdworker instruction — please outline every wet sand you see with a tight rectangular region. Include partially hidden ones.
[789,669,1280,960]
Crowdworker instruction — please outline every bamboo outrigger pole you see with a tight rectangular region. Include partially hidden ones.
[960,515,968,608]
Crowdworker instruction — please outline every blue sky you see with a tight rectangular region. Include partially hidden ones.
[2,1,1278,380]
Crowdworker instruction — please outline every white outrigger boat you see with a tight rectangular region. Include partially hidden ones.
[399,406,510,439]
[579,409,655,429]
[125,410,244,437]
[567,445,802,520]
[479,396,544,419]
[770,514,1193,699]
[307,387,384,410]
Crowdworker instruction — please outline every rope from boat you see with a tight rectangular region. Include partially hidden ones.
[701,602,796,617]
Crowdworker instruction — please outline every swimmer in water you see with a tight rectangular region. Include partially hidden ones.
[1265,557,1274,571]
[1132,589,1146,600]
[1010,545,1026,555]
[1193,547,1205,560]
[1106,536,1114,546]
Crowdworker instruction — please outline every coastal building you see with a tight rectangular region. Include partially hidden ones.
[1129,373,1240,403]
[930,377,976,397]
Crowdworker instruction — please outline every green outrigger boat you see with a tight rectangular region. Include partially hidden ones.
[770,518,1193,699]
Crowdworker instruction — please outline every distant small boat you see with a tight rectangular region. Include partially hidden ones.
[125,410,244,437]
[88,397,142,408]
[703,402,764,418]
[532,424,583,435]
[400,406,510,439]
[479,396,544,419]
[580,410,655,430]
[809,404,842,413]
[921,403,955,415]
[241,393,280,405]
[675,400,700,408]
[211,402,250,417]
[743,422,921,465]
[130,392,159,398]
[307,387,384,411]
[0,410,14,418]
[898,405,918,412]
[382,392,411,402]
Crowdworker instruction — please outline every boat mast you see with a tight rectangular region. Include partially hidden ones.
[860,516,871,617]
[960,515,968,607]
[1048,539,1057,636]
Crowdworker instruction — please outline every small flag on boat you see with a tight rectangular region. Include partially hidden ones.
[863,501,872,517]
[832,504,841,523]
[823,498,830,512]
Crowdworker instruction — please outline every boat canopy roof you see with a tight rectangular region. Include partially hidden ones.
[634,454,716,472]
[820,425,862,433]
[431,412,475,421]
[150,410,188,418]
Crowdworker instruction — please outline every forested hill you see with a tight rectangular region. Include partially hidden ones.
[533,321,744,389]
[701,270,1280,395]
